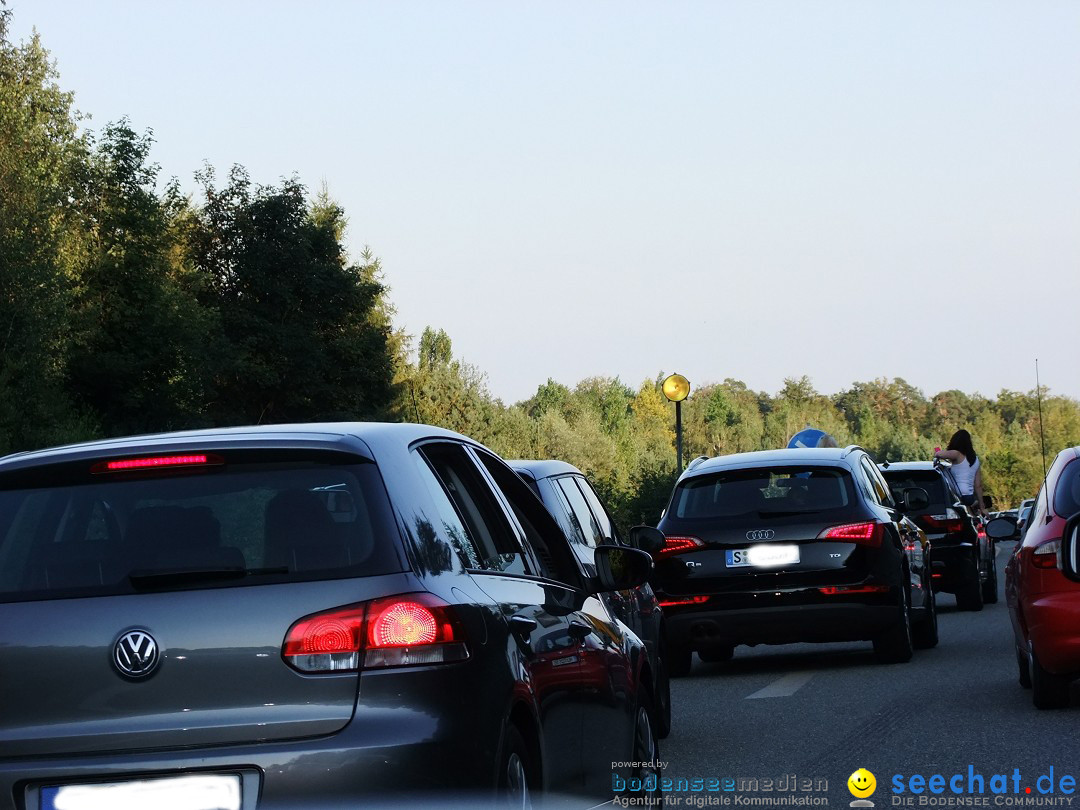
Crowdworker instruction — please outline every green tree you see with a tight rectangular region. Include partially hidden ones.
[184,167,397,425]
[0,9,93,451]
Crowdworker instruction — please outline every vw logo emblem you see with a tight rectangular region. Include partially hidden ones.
[113,630,160,679]
[745,529,775,541]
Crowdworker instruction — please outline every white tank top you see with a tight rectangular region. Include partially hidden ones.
[951,456,980,496]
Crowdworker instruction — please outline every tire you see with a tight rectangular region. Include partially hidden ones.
[1031,648,1072,710]
[955,559,984,612]
[981,552,999,604]
[667,644,692,678]
[626,691,663,804]
[1017,648,1032,689]
[912,578,938,650]
[873,584,914,664]
[498,726,535,810]
[697,645,735,663]
[654,655,672,739]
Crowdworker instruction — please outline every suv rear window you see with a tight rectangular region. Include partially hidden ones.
[672,466,853,520]
[0,460,402,602]
[880,469,948,512]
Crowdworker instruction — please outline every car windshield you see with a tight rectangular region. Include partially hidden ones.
[672,466,853,520]
[881,470,948,512]
[0,461,402,602]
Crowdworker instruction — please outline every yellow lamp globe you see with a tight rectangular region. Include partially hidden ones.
[662,374,690,403]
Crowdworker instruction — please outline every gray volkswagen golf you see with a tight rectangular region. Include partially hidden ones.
[0,423,659,809]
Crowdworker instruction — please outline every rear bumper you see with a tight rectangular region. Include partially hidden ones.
[1026,592,1080,675]
[660,589,900,649]
[0,665,500,810]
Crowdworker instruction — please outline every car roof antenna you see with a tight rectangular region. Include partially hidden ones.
[1035,359,1051,520]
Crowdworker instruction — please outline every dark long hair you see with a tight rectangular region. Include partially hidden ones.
[947,429,977,465]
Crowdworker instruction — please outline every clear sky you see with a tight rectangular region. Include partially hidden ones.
[11,1,1080,403]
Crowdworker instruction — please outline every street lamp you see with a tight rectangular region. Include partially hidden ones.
[662,373,691,474]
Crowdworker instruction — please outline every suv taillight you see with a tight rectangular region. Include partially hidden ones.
[282,593,469,673]
[818,522,884,547]
[656,535,705,556]
[1032,539,1061,570]
[923,509,965,533]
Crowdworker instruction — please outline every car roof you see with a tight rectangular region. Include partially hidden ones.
[0,422,473,472]
[507,459,583,480]
[681,447,863,478]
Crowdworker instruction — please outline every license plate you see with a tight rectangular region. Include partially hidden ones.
[41,775,241,810]
[726,545,800,568]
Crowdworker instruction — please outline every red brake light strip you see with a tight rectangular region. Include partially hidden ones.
[92,454,223,473]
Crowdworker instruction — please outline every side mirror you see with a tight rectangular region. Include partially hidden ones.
[1061,513,1080,583]
[985,516,1017,541]
[899,487,930,512]
[591,546,652,593]
[628,525,665,555]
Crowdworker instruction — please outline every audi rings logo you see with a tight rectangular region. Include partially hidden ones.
[113,630,160,679]
[745,529,775,541]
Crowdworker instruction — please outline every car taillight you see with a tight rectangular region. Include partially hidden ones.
[819,585,890,595]
[658,596,709,607]
[657,535,705,556]
[1032,539,1061,570]
[818,522,884,547]
[91,453,224,474]
[923,509,965,533]
[282,593,469,673]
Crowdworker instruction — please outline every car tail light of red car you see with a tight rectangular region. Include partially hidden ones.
[1031,538,1062,570]
[283,593,469,673]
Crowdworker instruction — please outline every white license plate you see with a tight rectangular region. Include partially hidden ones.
[727,545,800,568]
[41,775,241,810]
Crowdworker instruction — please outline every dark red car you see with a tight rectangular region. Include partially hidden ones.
[999,446,1080,709]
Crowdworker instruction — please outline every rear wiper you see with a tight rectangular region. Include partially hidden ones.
[756,509,824,518]
[129,567,246,589]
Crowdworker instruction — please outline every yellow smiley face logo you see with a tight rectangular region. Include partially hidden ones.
[848,768,877,798]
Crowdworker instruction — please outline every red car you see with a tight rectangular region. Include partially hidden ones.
[998,446,1080,709]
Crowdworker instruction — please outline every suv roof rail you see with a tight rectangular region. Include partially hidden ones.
[685,455,710,472]
[840,445,864,459]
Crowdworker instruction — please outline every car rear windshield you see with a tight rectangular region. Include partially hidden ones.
[0,459,403,602]
[671,466,854,520]
[881,469,948,511]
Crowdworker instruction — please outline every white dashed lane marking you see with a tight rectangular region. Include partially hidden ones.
[745,671,816,699]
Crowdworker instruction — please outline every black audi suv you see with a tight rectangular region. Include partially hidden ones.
[0,423,660,808]
[879,460,996,609]
[511,459,672,738]
[653,446,937,675]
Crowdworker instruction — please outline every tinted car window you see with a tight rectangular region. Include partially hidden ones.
[418,443,529,575]
[0,462,402,602]
[556,477,604,548]
[413,452,483,569]
[1054,461,1080,517]
[672,466,853,519]
[881,470,948,511]
[475,451,581,585]
[578,478,619,543]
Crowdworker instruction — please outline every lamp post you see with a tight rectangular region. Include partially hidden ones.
[662,373,691,474]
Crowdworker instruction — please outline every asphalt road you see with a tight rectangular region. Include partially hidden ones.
[654,540,1080,810]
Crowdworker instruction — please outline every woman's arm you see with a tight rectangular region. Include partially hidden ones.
[934,448,964,463]
[974,467,986,516]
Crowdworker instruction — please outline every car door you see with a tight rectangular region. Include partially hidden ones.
[860,457,925,599]
[411,442,586,791]
[473,453,637,796]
